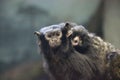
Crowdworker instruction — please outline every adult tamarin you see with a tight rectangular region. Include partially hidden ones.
[34,23,106,80]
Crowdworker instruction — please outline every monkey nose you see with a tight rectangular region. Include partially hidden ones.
[52,39,57,42]
[50,39,61,48]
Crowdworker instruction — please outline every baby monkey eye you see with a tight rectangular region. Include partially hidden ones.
[72,36,82,46]
[73,36,80,41]
[74,40,79,43]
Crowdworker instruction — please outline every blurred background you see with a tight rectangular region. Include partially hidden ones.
[0,0,120,80]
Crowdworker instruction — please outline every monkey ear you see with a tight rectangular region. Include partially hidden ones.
[66,30,73,37]
[106,52,118,62]
[34,31,41,36]
[64,23,73,37]
[34,31,41,45]
[64,22,72,30]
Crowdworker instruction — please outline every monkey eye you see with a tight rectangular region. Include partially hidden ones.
[72,36,82,46]
[45,33,52,40]
[74,40,78,43]
[55,31,62,38]
[56,32,60,36]
[47,34,52,38]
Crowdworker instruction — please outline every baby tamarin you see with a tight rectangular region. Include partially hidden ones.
[69,25,120,80]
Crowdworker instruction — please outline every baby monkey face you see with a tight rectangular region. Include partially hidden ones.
[45,30,62,48]
[71,35,82,46]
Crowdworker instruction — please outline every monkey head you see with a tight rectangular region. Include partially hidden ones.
[70,25,88,45]
[71,34,82,46]
[44,29,62,48]
[34,23,73,49]
[69,25,91,53]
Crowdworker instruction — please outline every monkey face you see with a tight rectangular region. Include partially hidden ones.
[45,30,62,48]
[70,26,87,47]
[71,36,82,46]
[69,25,90,53]
[34,22,75,49]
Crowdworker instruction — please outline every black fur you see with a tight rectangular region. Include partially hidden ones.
[105,51,120,80]
[69,30,91,53]
[36,23,105,80]
[69,25,120,80]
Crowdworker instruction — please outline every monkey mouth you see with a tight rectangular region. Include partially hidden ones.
[49,42,61,48]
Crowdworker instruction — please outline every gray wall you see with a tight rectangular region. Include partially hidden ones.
[104,0,120,48]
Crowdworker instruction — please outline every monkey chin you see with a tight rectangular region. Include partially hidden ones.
[49,41,61,48]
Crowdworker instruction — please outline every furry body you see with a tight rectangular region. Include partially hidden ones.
[35,22,120,80]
